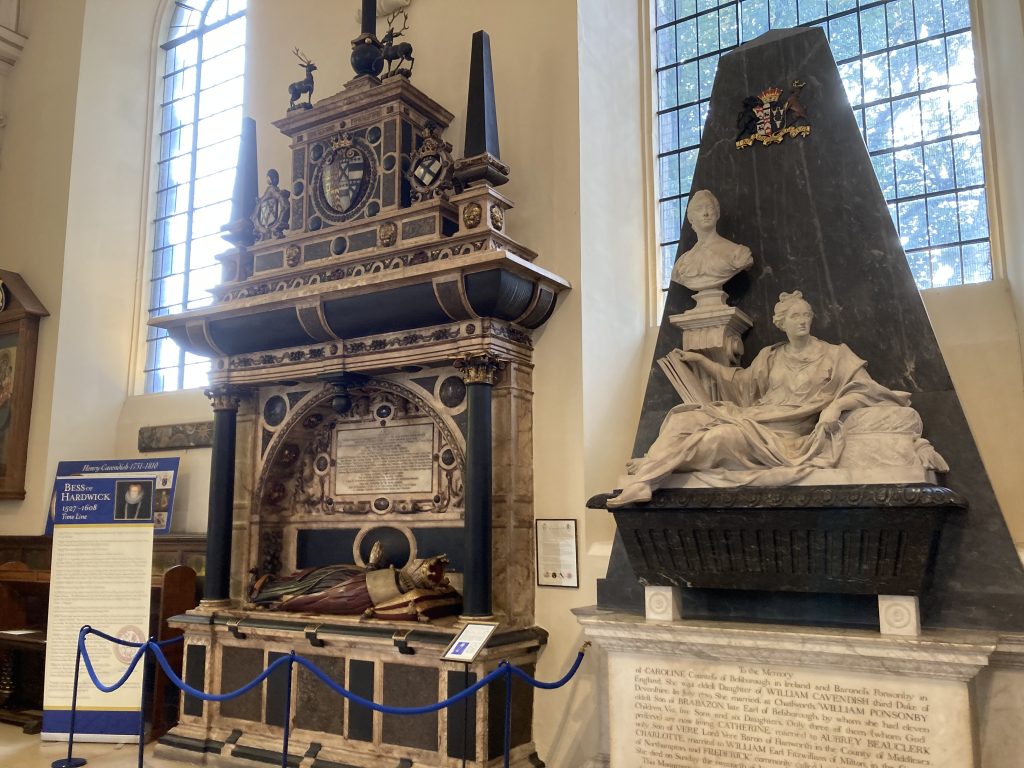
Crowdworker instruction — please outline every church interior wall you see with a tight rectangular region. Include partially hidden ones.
[0,1,1022,764]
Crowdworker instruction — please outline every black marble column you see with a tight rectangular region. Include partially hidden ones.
[202,385,243,605]
[455,355,504,618]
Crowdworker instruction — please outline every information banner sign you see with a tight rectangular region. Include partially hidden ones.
[45,457,180,536]
[41,476,156,741]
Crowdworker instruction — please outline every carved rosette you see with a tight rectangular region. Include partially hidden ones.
[454,354,505,385]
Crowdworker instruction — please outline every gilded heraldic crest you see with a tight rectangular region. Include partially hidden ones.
[736,79,811,149]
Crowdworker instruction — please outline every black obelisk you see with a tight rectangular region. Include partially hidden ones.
[598,27,1024,632]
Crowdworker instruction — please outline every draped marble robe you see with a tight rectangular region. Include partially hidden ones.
[628,338,910,489]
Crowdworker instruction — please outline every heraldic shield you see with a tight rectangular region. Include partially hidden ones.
[736,79,812,148]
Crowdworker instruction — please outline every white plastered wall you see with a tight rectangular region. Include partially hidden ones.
[0,2,1022,765]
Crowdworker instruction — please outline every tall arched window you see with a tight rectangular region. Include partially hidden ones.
[145,0,247,393]
[654,0,991,295]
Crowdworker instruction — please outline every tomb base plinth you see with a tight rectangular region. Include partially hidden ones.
[577,608,1024,768]
[589,484,964,596]
[155,608,548,767]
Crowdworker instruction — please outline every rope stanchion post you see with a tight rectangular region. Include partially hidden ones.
[280,652,295,768]
[503,663,512,768]
[52,629,88,768]
[136,640,154,768]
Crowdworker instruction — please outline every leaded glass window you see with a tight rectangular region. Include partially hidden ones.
[145,0,247,392]
[655,0,991,294]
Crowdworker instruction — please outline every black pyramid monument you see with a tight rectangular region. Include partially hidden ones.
[597,27,1024,631]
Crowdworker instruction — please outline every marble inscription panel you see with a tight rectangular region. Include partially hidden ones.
[335,422,434,495]
[610,654,973,768]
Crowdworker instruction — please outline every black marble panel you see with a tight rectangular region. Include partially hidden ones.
[605,26,1024,632]
[265,651,289,727]
[208,308,311,355]
[347,230,377,252]
[446,670,477,760]
[296,527,465,573]
[304,241,331,261]
[321,284,451,337]
[255,251,284,272]
[401,122,413,207]
[219,646,263,722]
[487,664,533,759]
[402,217,437,240]
[347,659,374,742]
[464,270,536,320]
[183,644,206,717]
[295,655,345,735]
[292,148,305,183]
[382,663,438,751]
[384,119,396,154]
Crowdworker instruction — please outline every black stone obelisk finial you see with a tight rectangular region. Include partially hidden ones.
[454,30,509,188]
[351,0,383,78]
[220,117,257,247]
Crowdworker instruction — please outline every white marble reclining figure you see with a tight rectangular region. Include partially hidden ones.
[608,291,947,507]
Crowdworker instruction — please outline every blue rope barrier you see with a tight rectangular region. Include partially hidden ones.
[70,626,589,767]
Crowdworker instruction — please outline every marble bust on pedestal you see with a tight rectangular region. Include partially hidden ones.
[671,189,753,295]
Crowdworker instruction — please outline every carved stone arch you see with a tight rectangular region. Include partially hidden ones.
[253,377,466,521]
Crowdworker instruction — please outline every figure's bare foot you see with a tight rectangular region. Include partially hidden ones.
[625,458,644,475]
[606,482,653,508]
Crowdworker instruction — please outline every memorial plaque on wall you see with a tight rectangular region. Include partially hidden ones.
[610,654,971,768]
[336,422,435,496]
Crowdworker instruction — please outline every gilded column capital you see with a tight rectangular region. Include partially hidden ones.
[205,384,247,412]
[454,354,505,385]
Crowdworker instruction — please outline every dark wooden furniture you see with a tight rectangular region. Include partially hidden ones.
[0,542,202,737]
[0,271,49,500]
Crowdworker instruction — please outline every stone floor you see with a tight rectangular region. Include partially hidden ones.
[0,724,176,768]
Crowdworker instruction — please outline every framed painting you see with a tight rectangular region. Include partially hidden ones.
[0,271,48,500]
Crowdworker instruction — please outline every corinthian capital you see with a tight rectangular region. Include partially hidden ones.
[453,354,505,385]
[205,384,246,412]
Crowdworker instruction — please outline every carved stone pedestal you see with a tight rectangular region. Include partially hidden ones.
[157,608,548,767]
[577,609,1024,768]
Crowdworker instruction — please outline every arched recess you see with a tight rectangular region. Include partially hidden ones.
[250,377,467,577]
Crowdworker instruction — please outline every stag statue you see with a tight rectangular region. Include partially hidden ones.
[381,11,415,78]
[288,48,317,110]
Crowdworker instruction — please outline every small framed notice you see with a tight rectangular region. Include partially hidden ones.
[536,518,579,588]
[441,622,499,664]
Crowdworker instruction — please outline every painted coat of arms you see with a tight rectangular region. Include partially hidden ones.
[736,79,811,149]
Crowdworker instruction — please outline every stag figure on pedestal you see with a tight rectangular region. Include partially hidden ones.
[381,11,415,79]
[288,48,317,110]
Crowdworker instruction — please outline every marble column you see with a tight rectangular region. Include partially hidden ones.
[202,385,244,607]
[455,354,504,618]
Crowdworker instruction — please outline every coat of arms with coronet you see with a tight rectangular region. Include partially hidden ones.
[736,79,811,149]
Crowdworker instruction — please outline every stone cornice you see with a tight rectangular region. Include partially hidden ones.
[0,24,26,70]
[575,607,998,682]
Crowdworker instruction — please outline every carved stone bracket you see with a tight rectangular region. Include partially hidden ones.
[454,354,505,385]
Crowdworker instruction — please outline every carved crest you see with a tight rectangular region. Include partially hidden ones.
[736,79,811,149]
